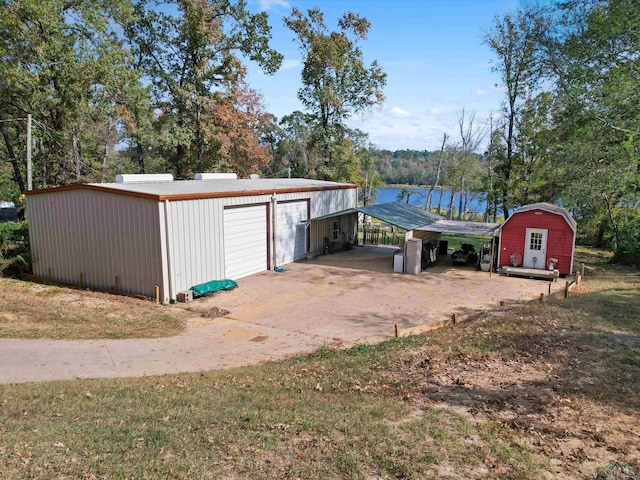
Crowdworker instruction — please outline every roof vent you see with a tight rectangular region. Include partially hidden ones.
[195,173,238,180]
[115,174,173,183]
[249,174,260,180]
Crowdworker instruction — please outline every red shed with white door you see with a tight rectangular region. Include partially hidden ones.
[497,203,576,275]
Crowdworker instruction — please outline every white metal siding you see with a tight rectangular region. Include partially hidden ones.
[310,187,357,218]
[276,201,308,266]
[166,198,225,295]
[224,205,268,279]
[26,185,357,299]
[309,213,358,256]
[26,190,163,298]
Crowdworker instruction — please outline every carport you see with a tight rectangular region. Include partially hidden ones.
[416,219,501,272]
[356,202,443,233]
[356,202,501,272]
[356,202,500,239]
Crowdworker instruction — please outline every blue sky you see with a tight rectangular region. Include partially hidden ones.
[244,0,522,151]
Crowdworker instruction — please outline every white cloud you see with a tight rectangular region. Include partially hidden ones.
[428,105,451,116]
[259,0,289,10]
[388,106,411,118]
[474,87,487,96]
[280,59,301,70]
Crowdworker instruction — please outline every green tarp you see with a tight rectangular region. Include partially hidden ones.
[190,279,238,298]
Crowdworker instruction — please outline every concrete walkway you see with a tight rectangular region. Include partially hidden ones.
[0,246,567,385]
[0,317,328,384]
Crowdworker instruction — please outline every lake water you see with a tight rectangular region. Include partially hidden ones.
[375,187,487,215]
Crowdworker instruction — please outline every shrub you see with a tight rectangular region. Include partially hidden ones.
[0,220,30,276]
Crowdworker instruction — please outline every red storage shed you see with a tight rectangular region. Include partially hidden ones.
[497,203,576,275]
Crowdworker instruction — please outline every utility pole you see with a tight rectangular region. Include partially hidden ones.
[26,114,32,191]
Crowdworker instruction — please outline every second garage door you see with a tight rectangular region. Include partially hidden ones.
[224,205,268,279]
[276,200,308,266]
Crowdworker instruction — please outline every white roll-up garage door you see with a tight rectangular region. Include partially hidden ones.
[276,200,308,266]
[223,205,268,279]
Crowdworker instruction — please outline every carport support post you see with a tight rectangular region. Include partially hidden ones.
[489,234,496,276]
[163,199,175,303]
[271,193,277,269]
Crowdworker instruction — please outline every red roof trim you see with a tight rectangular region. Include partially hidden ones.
[25,183,358,201]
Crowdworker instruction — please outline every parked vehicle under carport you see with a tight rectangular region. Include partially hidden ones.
[451,243,479,265]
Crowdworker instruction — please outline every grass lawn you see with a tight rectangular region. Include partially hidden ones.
[440,233,492,252]
[0,278,186,339]
[0,248,638,479]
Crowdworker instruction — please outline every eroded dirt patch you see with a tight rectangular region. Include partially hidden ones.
[382,286,640,479]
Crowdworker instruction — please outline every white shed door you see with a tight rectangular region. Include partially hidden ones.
[224,205,268,279]
[523,228,548,269]
[276,201,308,266]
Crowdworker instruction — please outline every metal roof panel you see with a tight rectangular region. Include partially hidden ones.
[417,219,501,236]
[356,202,443,231]
[26,178,357,201]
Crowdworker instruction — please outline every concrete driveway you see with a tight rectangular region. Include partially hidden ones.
[0,246,566,384]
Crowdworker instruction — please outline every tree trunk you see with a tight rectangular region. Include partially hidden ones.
[100,142,109,183]
[457,178,465,220]
[39,137,47,188]
[0,120,26,192]
[502,97,516,220]
[426,133,447,211]
[603,193,620,253]
[436,187,444,214]
[137,142,145,174]
[448,190,456,220]
[462,190,469,220]
[196,105,203,168]
[484,119,494,223]
[176,144,185,179]
[363,170,369,206]
[72,135,83,181]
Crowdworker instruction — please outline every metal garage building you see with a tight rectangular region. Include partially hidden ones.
[26,175,357,303]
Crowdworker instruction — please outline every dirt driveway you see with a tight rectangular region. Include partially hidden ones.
[194,245,567,345]
[0,246,567,384]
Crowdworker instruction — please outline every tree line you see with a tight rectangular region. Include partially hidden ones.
[483,0,640,262]
[373,0,640,261]
[0,1,385,196]
[1,0,638,263]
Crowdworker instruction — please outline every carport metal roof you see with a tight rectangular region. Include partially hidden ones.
[356,202,501,236]
[417,219,501,236]
[356,202,443,231]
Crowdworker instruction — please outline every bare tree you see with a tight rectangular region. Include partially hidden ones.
[425,133,448,211]
[444,109,487,220]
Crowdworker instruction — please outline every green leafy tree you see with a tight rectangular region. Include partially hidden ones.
[265,111,320,178]
[284,7,386,181]
[0,0,139,190]
[125,0,282,178]
[484,5,548,218]
[549,0,640,260]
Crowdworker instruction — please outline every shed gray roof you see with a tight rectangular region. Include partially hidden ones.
[26,178,357,201]
[356,202,443,231]
[510,202,576,231]
[417,219,501,236]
